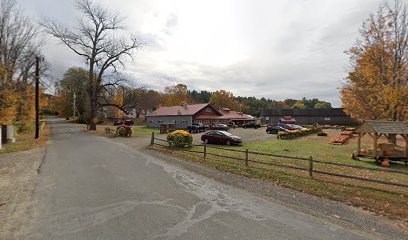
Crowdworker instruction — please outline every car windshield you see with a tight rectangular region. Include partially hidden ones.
[219,131,233,136]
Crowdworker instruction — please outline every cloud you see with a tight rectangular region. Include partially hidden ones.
[17,0,385,106]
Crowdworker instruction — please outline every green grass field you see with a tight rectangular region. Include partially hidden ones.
[149,134,408,220]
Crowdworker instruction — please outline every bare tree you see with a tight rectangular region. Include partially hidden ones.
[42,0,142,130]
[0,0,41,88]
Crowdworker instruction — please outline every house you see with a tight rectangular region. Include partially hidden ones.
[218,108,256,125]
[146,103,255,128]
[260,108,358,125]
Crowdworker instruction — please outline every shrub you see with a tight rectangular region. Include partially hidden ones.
[167,130,193,147]
[116,125,132,137]
[317,131,328,136]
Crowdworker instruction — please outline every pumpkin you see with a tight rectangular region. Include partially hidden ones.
[381,161,390,167]
[383,150,393,157]
[360,149,368,155]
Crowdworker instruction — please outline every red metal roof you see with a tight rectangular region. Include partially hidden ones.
[149,103,255,121]
[219,109,255,120]
[149,103,211,116]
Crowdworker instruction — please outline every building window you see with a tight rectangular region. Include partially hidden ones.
[158,120,162,124]
[265,117,270,121]
[182,120,187,125]
[149,120,153,124]
[324,118,331,121]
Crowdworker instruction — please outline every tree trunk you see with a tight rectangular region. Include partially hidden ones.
[89,94,97,131]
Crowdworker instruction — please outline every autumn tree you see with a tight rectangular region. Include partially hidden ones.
[314,102,332,109]
[52,67,89,119]
[0,0,45,130]
[210,90,240,110]
[291,101,306,109]
[341,0,408,121]
[42,0,142,130]
[162,84,192,106]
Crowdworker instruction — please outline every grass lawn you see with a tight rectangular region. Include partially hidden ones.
[80,123,159,138]
[149,132,408,221]
[0,121,49,155]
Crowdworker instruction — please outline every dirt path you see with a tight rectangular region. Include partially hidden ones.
[0,147,46,240]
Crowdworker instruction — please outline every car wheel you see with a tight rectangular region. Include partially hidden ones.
[226,140,231,146]
[204,138,209,144]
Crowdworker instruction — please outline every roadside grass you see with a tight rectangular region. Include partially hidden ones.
[0,122,49,155]
[80,123,159,138]
[149,135,408,221]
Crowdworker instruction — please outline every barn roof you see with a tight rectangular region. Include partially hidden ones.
[148,103,219,117]
[261,108,349,117]
[355,120,408,134]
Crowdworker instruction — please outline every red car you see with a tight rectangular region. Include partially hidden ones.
[201,131,242,145]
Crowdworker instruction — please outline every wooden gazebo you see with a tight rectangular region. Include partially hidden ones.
[355,120,408,160]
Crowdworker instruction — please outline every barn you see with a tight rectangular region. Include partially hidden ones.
[260,108,358,125]
[147,103,255,128]
[146,103,222,129]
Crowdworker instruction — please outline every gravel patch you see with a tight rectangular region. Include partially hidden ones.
[143,148,408,239]
[0,147,46,240]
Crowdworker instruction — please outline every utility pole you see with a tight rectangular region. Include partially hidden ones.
[35,56,40,139]
[73,92,76,124]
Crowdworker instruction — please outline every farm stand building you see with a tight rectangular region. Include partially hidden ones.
[147,103,254,128]
[261,108,357,125]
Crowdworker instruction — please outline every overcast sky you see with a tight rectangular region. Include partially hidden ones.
[18,0,385,106]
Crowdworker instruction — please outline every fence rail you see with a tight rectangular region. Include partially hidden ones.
[150,132,408,188]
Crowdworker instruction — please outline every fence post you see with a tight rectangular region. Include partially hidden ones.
[308,156,313,178]
[204,142,207,159]
[150,132,154,146]
[245,149,249,166]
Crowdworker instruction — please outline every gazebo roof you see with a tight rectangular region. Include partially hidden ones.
[355,120,408,135]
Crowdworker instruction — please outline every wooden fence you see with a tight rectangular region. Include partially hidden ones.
[150,133,408,189]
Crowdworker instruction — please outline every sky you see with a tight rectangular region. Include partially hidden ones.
[18,0,386,106]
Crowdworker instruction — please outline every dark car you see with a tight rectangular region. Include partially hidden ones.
[186,123,206,133]
[242,122,261,129]
[266,125,288,134]
[113,119,123,126]
[201,131,242,145]
[211,124,230,131]
[284,124,304,130]
[124,119,134,126]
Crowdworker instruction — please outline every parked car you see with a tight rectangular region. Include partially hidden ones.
[113,119,123,126]
[201,131,242,145]
[284,124,304,130]
[242,122,261,129]
[211,124,230,131]
[187,123,206,133]
[266,125,288,134]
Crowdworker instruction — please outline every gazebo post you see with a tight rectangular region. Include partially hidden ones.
[357,133,361,154]
[373,133,378,157]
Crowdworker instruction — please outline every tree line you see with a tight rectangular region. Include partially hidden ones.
[48,76,333,120]
[1,0,407,133]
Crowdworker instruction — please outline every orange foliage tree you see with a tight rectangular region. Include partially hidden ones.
[209,90,240,111]
[341,0,408,121]
[162,84,192,106]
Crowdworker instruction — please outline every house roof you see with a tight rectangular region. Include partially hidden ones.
[148,103,211,117]
[218,109,255,120]
[355,120,408,134]
[261,108,349,117]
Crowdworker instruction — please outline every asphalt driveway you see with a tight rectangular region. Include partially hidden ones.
[18,119,395,239]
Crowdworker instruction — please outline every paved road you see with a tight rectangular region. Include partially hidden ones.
[21,119,373,240]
